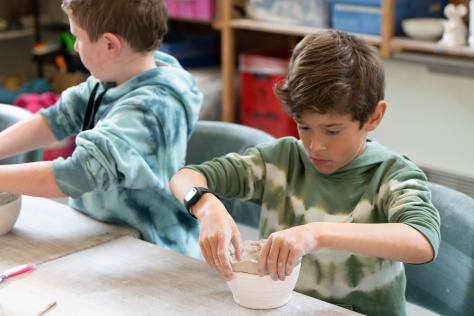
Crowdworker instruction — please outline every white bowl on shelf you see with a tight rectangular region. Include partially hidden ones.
[402,18,445,41]
[226,262,301,309]
[0,193,22,235]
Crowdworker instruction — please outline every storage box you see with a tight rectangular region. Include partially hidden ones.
[246,0,329,28]
[239,51,298,138]
[160,32,220,68]
[166,0,215,21]
[329,0,447,35]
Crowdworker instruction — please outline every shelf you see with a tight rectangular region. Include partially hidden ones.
[230,19,381,46]
[0,28,34,41]
[391,37,474,59]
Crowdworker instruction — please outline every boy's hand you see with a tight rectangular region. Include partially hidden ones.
[193,194,242,281]
[258,223,320,281]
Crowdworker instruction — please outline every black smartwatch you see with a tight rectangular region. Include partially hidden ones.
[183,187,213,219]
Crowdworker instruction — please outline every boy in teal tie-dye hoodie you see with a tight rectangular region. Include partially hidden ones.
[0,0,202,257]
[170,31,440,314]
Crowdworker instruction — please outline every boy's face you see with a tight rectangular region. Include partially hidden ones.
[68,15,110,81]
[296,103,385,174]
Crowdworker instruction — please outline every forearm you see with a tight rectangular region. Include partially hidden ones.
[171,167,242,279]
[169,168,208,203]
[169,168,223,219]
[0,114,57,159]
[0,161,65,197]
[313,222,434,264]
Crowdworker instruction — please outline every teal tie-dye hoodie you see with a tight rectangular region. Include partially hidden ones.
[40,52,202,257]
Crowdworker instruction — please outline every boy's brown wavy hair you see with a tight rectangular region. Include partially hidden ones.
[62,0,168,53]
[274,30,385,128]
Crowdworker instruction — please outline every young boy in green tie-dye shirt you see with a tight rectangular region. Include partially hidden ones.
[170,30,440,315]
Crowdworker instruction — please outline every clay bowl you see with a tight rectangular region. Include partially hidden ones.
[0,193,22,235]
[226,262,301,309]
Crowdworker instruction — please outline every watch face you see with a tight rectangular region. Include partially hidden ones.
[184,187,198,202]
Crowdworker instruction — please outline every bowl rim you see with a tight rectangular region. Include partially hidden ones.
[0,193,21,207]
[402,17,445,24]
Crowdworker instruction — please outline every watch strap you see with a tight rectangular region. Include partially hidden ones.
[184,187,217,219]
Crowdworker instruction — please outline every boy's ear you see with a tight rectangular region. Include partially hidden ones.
[102,32,122,56]
[365,100,387,132]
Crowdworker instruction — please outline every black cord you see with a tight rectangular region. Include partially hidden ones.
[81,83,108,131]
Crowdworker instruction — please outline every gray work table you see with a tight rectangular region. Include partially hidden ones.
[0,236,361,315]
[0,195,138,270]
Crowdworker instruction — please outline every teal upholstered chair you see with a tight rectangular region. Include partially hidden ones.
[405,182,474,316]
[185,120,274,227]
[0,104,42,164]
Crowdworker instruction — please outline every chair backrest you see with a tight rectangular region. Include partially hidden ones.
[405,182,474,316]
[0,104,42,164]
[186,120,275,227]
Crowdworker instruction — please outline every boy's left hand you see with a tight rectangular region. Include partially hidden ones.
[258,223,320,281]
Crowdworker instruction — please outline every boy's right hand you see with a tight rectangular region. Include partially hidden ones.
[192,193,242,280]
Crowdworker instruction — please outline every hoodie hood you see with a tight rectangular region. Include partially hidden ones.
[92,51,202,137]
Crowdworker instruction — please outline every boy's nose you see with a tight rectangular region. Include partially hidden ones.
[309,137,327,152]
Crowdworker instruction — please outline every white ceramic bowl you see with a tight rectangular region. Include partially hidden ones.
[0,193,22,235]
[226,262,301,309]
[402,18,445,41]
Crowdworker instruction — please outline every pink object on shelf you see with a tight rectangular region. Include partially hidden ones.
[195,0,214,20]
[166,0,178,15]
[166,0,214,21]
[177,1,195,18]
[14,92,75,161]
[13,92,60,114]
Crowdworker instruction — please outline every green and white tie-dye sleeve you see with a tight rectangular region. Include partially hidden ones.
[188,146,267,203]
[379,167,441,258]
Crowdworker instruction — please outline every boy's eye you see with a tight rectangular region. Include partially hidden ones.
[326,129,340,135]
[297,125,310,132]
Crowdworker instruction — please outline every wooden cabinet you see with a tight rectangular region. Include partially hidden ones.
[175,0,473,122]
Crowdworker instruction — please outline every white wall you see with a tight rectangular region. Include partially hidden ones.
[372,54,474,179]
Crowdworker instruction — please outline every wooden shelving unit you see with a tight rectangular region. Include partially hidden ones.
[230,18,381,45]
[211,0,472,122]
[219,0,395,122]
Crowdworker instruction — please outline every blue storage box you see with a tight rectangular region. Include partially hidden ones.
[330,0,447,35]
[160,32,220,68]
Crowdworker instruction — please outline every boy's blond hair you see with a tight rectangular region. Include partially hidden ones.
[62,0,168,53]
[274,30,385,127]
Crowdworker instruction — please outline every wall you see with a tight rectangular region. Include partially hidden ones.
[373,54,474,181]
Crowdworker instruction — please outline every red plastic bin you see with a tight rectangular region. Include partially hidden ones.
[166,0,215,21]
[239,51,298,138]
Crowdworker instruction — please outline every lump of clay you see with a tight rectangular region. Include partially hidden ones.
[230,239,266,275]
